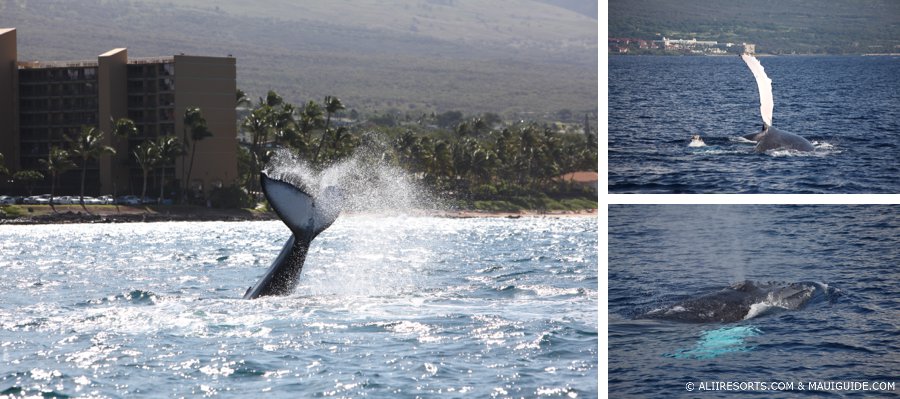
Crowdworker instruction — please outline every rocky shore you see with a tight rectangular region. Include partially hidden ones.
[0,205,597,225]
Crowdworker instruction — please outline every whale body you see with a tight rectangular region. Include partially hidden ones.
[641,281,836,323]
[743,125,815,152]
[740,54,815,152]
[243,173,341,299]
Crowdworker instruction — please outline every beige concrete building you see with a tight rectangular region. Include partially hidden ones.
[0,28,237,198]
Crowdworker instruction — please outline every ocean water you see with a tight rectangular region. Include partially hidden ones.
[0,216,597,398]
[608,56,900,193]
[609,205,899,397]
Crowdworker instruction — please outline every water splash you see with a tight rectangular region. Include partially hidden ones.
[264,145,437,215]
[263,145,442,298]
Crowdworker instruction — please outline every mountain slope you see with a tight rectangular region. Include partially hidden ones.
[0,0,597,117]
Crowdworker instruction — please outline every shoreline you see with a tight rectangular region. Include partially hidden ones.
[0,205,597,225]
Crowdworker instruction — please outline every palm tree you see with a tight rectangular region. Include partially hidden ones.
[67,126,116,210]
[0,152,7,176]
[299,101,324,136]
[110,117,138,211]
[236,88,252,109]
[182,107,212,203]
[39,147,76,212]
[155,135,182,204]
[133,140,159,204]
[241,106,274,194]
[313,96,344,164]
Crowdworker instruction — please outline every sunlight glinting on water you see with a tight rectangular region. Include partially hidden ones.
[0,216,598,397]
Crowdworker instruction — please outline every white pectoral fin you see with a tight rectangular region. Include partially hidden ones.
[261,173,340,241]
[741,54,774,127]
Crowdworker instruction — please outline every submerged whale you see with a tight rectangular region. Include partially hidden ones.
[641,281,837,323]
[244,173,342,299]
[740,54,815,152]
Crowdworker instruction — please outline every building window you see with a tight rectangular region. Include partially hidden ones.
[159,78,174,91]
[160,63,174,76]
[159,108,174,121]
[158,93,174,107]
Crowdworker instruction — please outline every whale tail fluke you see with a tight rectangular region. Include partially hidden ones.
[243,173,342,299]
[260,172,341,242]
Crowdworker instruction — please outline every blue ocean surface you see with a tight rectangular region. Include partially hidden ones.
[0,217,597,398]
[609,205,899,397]
[608,56,900,193]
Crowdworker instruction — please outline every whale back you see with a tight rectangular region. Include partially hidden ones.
[755,126,815,152]
[641,281,835,323]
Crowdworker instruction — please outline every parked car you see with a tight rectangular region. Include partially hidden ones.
[98,195,115,204]
[24,194,51,204]
[116,195,142,205]
[55,196,75,205]
[0,195,15,205]
[82,196,103,205]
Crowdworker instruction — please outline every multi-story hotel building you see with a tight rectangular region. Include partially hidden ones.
[0,28,237,198]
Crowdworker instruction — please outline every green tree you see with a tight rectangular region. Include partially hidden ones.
[435,111,464,129]
[236,88,252,108]
[241,106,270,194]
[67,126,116,210]
[110,117,138,209]
[313,96,345,164]
[0,152,7,176]
[13,170,44,196]
[182,107,213,203]
[155,135,182,204]
[39,147,76,211]
[133,140,159,204]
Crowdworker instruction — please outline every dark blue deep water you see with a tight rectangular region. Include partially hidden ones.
[609,205,899,397]
[608,56,900,193]
[0,217,597,398]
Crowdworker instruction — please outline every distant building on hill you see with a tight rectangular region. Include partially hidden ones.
[743,43,756,54]
[0,27,237,197]
[609,35,751,56]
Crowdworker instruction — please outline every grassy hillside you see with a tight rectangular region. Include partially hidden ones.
[1,0,597,118]
[145,0,597,52]
[609,0,900,54]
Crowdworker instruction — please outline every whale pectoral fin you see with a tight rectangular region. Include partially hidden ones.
[741,54,774,127]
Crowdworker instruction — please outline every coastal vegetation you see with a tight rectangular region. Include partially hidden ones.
[235,90,598,213]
